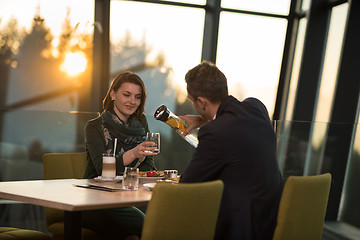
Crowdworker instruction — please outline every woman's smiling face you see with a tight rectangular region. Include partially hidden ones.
[110,82,142,123]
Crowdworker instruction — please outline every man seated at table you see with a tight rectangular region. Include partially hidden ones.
[179,61,284,240]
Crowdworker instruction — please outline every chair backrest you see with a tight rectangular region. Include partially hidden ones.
[42,152,87,227]
[43,152,87,180]
[141,180,224,240]
[272,173,332,240]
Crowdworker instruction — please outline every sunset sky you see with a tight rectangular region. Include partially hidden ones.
[0,0,300,117]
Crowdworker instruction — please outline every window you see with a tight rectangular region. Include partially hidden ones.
[305,3,349,175]
[109,0,204,171]
[221,0,290,15]
[216,12,288,117]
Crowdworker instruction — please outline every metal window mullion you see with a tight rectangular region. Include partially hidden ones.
[292,0,331,122]
[273,0,302,121]
[201,0,221,63]
[91,0,110,112]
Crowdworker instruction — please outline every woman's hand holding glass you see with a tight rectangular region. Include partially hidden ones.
[122,141,157,166]
[134,141,158,158]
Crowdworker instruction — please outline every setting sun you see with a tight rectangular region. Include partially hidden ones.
[60,52,87,76]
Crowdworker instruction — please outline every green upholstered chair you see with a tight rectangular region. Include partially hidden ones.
[42,152,103,240]
[43,152,88,180]
[0,227,50,240]
[141,180,224,240]
[272,173,332,240]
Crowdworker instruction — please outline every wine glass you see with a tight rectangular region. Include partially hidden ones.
[145,132,160,153]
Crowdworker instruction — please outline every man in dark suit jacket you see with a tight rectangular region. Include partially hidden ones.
[179,61,284,240]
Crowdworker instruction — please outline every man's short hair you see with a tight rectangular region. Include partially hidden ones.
[185,61,228,103]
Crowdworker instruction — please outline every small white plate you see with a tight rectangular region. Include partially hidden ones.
[139,177,163,183]
[143,182,156,190]
[139,177,163,180]
[94,176,123,182]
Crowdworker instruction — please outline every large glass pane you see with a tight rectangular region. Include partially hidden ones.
[0,111,98,181]
[0,0,94,112]
[109,1,204,171]
[339,88,360,227]
[275,120,311,177]
[274,121,356,179]
[221,0,291,15]
[216,12,287,118]
[0,109,98,232]
[339,121,360,227]
[0,0,94,231]
[305,4,348,175]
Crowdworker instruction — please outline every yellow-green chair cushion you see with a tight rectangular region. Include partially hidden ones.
[141,180,224,240]
[0,227,50,240]
[272,173,332,240]
[47,223,103,240]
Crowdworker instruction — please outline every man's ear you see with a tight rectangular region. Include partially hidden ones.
[197,96,208,110]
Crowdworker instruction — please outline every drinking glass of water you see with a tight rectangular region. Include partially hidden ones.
[122,167,139,190]
[145,132,160,153]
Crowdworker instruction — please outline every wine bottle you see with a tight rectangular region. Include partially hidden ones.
[154,104,199,148]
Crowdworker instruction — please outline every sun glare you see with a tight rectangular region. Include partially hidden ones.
[60,52,87,76]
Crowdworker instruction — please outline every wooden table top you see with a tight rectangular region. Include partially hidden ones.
[0,178,153,211]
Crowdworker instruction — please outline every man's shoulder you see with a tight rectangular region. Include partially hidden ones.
[241,97,268,111]
[219,95,262,114]
[243,97,265,106]
[211,97,268,130]
[201,111,238,135]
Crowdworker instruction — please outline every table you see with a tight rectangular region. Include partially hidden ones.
[0,178,153,240]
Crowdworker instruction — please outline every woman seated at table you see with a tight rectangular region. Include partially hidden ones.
[83,71,158,240]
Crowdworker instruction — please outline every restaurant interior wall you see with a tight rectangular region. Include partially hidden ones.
[1,0,360,239]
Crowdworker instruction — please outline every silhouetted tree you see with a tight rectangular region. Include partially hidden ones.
[0,17,24,109]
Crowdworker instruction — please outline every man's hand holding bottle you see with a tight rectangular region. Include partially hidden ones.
[179,115,207,136]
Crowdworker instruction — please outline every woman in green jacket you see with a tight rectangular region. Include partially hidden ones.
[82,71,157,240]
